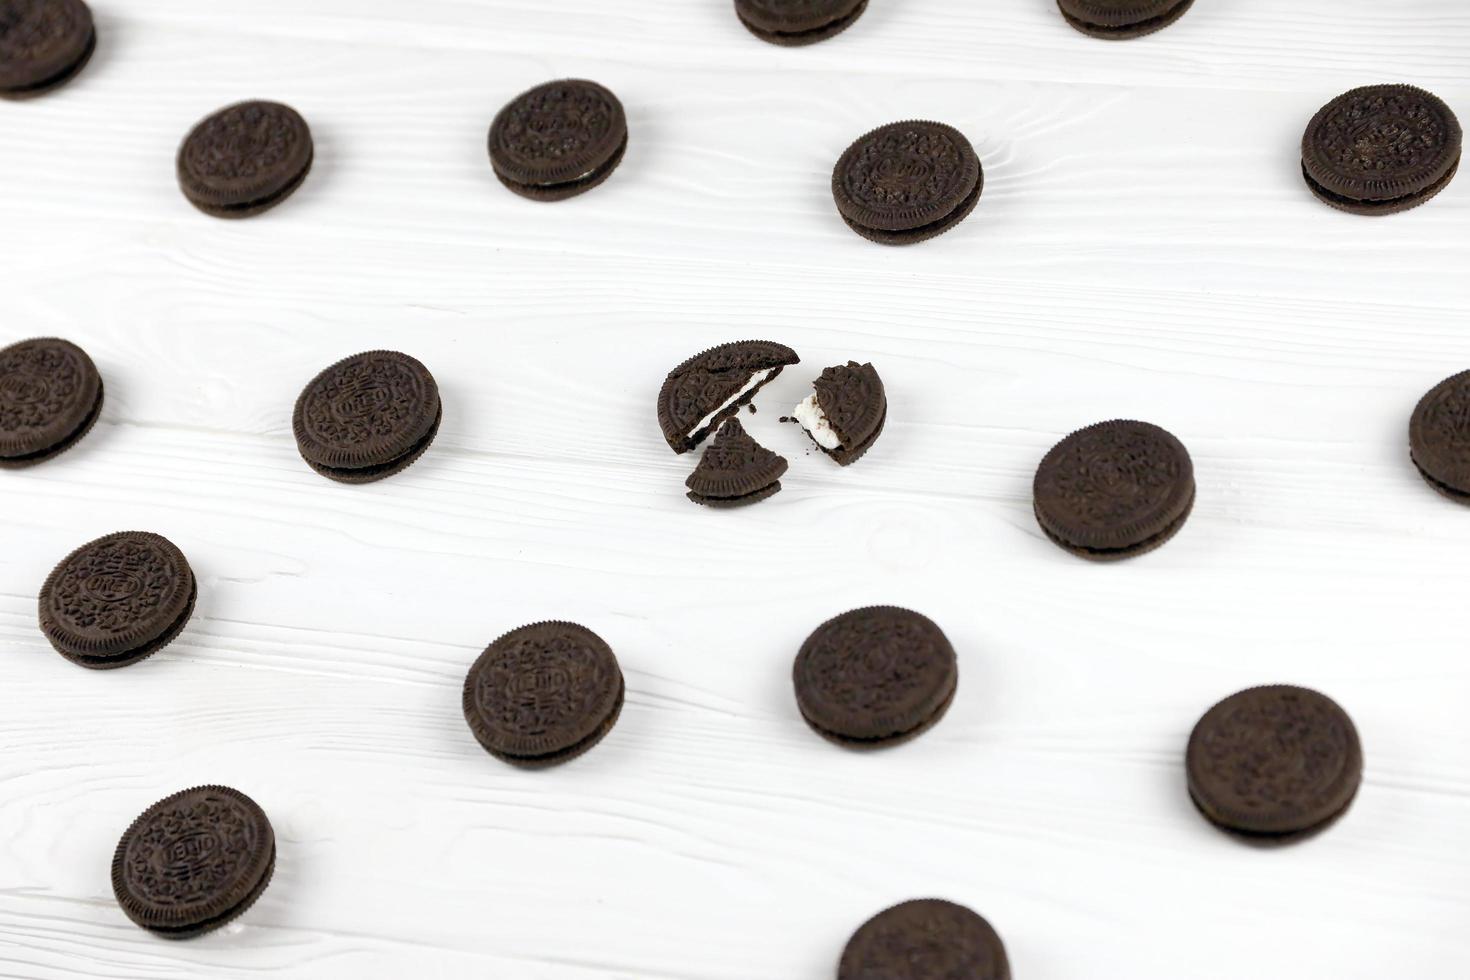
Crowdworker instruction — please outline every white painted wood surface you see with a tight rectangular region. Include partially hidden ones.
[3,1,1469,976]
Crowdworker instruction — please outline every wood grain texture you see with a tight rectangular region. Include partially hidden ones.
[2,1,1469,977]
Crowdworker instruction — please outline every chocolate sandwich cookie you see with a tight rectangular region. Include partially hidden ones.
[462,621,625,768]
[1302,85,1462,215]
[1,337,103,467]
[794,607,957,748]
[113,785,275,939]
[1057,0,1194,39]
[489,79,627,201]
[840,899,1010,980]
[1033,419,1194,561]
[686,417,787,507]
[832,121,982,245]
[177,101,314,218]
[39,531,197,669]
[792,361,885,465]
[293,350,441,484]
[1187,685,1362,840]
[658,340,799,453]
[0,0,95,99]
[1411,369,1470,503]
[734,0,867,46]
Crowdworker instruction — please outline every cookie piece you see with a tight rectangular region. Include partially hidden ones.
[113,785,275,939]
[658,340,799,453]
[462,621,625,768]
[1410,369,1470,503]
[176,101,314,218]
[793,361,885,466]
[686,417,787,508]
[38,531,197,669]
[1057,0,1194,39]
[1033,419,1194,561]
[832,121,982,245]
[0,337,103,468]
[734,0,867,46]
[1187,685,1363,839]
[293,350,441,484]
[794,607,957,748]
[488,79,627,201]
[840,899,1010,980]
[1302,85,1462,215]
[0,0,95,99]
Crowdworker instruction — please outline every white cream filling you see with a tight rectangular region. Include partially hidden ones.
[794,393,842,450]
[690,369,774,438]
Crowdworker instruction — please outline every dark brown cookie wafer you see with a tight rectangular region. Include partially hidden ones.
[1033,419,1194,561]
[462,621,625,768]
[793,361,886,466]
[840,898,1010,980]
[293,350,441,484]
[1410,369,1470,503]
[488,79,627,202]
[1057,0,1194,39]
[734,0,867,46]
[38,531,197,669]
[832,121,982,246]
[794,607,957,748]
[177,101,314,219]
[1187,685,1363,840]
[658,340,799,453]
[1302,85,1462,216]
[0,337,103,467]
[0,0,95,99]
[113,785,275,939]
[686,417,787,507]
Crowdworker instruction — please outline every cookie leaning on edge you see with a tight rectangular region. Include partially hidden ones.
[489,79,627,201]
[840,899,1010,980]
[832,120,982,245]
[734,0,868,46]
[792,361,885,465]
[686,417,787,507]
[1410,368,1470,503]
[1057,0,1194,39]
[0,0,96,99]
[0,337,103,467]
[293,350,441,484]
[177,101,314,218]
[658,340,799,453]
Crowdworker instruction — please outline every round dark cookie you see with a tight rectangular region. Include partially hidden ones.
[113,785,275,939]
[734,0,868,46]
[1033,420,1195,561]
[177,101,314,219]
[1187,685,1362,839]
[0,0,95,99]
[1302,85,1462,216]
[293,350,441,484]
[686,417,787,507]
[39,531,197,669]
[1410,369,1470,503]
[0,337,103,467]
[811,361,886,466]
[832,121,982,246]
[794,607,957,747]
[839,898,1010,980]
[658,340,800,453]
[488,79,627,202]
[1056,0,1194,40]
[462,621,625,767]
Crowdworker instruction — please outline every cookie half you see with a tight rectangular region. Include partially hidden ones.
[1410,368,1470,502]
[734,0,867,46]
[0,0,95,99]
[293,350,441,484]
[686,417,787,507]
[0,337,103,467]
[1302,85,1461,215]
[794,607,957,748]
[177,101,314,218]
[792,361,885,465]
[39,531,197,669]
[1187,685,1362,840]
[113,785,275,939]
[840,899,1010,980]
[658,340,799,453]
[489,79,627,201]
[462,621,625,767]
[832,120,982,245]
[1033,419,1195,560]
[1057,0,1194,39]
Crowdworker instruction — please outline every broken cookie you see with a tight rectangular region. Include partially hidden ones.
[686,417,787,508]
[793,361,886,465]
[657,341,799,453]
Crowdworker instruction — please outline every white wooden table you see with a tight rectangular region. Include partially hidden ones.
[3,1,1469,977]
